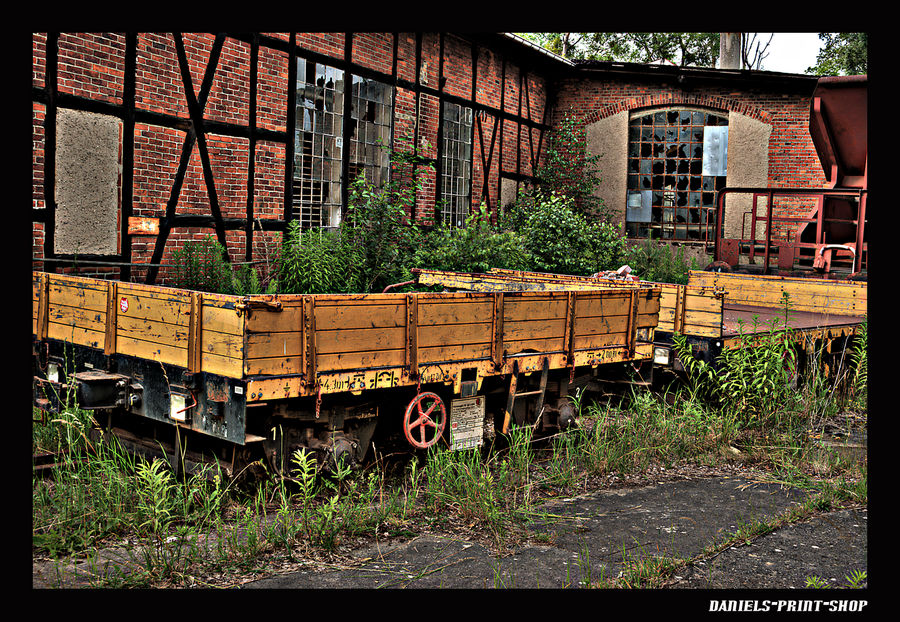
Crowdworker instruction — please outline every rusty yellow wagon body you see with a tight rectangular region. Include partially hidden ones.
[660,270,868,374]
[415,267,867,378]
[32,271,660,474]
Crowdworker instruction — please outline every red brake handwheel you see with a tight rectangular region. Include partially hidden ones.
[403,392,447,449]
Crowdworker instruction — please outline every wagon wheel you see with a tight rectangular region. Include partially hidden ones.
[403,392,447,449]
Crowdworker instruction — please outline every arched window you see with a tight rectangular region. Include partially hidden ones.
[625,108,728,240]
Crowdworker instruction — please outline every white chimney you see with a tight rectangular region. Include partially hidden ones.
[719,33,742,69]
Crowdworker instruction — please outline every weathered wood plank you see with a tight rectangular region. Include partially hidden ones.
[418,322,493,348]
[315,326,406,355]
[202,350,244,378]
[503,298,567,322]
[573,314,628,336]
[202,304,244,336]
[419,300,494,326]
[116,286,191,326]
[246,332,303,359]
[47,323,105,350]
[419,342,493,364]
[574,294,633,318]
[116,334,187,367]
[245,354,304,376]
[316,349,406,372]
[572,331,627,350]
[245,303,303,333]
[48,303,107,334]
[202,329,244,360]
[49,280,108,313]
[314,302,405,330]
[503,318,567,341]
[116,313,188,346]
[504,336,567,356]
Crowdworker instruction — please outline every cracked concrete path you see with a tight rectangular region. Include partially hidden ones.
[240,474,867,589]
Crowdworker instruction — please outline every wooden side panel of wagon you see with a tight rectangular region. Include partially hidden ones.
[657,283,724,339]
[242,287,660,401]
[687,270,867,317]
[33,272,247,378]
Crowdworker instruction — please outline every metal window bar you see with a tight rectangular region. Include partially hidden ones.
[293,58,345,228]
[350,75,393,189]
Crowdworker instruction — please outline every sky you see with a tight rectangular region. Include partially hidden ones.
[754,33,823,73]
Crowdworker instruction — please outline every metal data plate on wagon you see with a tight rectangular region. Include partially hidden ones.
[450,396,486,451]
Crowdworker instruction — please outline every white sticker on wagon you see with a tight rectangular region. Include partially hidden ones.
[450,396,485,451]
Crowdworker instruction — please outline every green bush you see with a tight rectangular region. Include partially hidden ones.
[171,235,233,294]
[231,263,278,296]
[278,221,364,294]
[415,204,531,274]
[672,316,798,428]
[505,191,627,276]
[343,171,422,293]
[625,239,706,285]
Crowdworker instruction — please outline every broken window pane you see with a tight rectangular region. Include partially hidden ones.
[293,58,346,228]
[293,62,394,228]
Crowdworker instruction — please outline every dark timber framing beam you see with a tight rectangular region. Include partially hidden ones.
[433,34,445,217]
[146,32,227,284]
[284,33,297,223]
[245,33,259,263]
[340,33,353,222]
[120,33,137,281]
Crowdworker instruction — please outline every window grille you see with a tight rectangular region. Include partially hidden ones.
[440,102,474,228]
[292,59,393,228]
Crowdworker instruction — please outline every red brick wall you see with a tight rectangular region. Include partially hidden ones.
[57,33,126,105]
[554,77,823,186]
[29,32,552,282]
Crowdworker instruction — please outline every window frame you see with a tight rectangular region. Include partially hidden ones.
[440,101,474,228]
[291,58,394,229]
[625,107,728,241]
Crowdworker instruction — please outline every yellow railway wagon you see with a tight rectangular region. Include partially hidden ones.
[651,270,867,372]
[32,271,660,475]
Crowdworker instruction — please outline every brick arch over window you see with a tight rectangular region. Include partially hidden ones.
[582,95,773,242]
[582,93,772,126]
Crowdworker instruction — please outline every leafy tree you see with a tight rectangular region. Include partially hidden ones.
[518,33,720,67]
[535,112,607,219]
[806,33,867,76]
